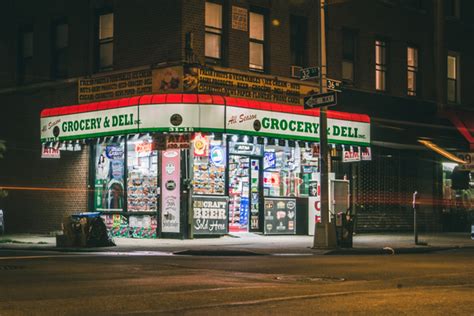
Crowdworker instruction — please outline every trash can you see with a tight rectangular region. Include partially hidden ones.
[0,209,4,235]
[59,212,114,247]
[334,211,353,248]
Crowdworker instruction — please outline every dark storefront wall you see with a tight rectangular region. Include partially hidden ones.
[333,146,440,233]
[334,89,468,233]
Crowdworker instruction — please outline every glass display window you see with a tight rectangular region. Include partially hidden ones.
[300,145,319,196]
[193,135,226,195]
[263,144,306,198]
[127,135,159,212]
[94,140,125,211]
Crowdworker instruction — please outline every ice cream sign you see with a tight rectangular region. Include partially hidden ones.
[225,106,370,146]
[41,106,139,141]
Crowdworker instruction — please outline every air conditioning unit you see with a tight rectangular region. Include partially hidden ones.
[290,66,302,78]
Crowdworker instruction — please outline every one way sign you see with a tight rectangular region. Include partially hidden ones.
[304,91,337,109]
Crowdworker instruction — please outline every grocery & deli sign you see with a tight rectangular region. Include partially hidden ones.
[225,106,370,145]
[41,107,139,141]
[41,99,370,146]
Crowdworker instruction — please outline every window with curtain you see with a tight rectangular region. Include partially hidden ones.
[205,2,222,60]
[375,40,387,91]
[447,53,459,103]
[407,46,418,96]
[98,12,114,71]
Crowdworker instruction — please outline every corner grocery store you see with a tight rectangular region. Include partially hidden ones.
[40,93,371,239]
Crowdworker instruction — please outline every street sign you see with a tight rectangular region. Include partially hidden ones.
[304,91,337,109]
[299,67,320,80]
[326,78,343,92]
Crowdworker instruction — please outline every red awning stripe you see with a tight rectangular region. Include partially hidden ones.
[40,94,370,123]
[444,110,474,147]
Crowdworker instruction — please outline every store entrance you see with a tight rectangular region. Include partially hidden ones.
[228,155,262,233]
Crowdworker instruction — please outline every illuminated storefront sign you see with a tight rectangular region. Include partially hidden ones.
[41,106,139,142]
[41,95,371,146]
[225,106,370,146]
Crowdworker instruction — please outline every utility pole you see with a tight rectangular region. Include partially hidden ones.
[313,0,336,249]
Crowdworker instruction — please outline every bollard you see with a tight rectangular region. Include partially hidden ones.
[412,191,418,245]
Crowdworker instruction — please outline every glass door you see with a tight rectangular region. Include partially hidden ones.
[228,155,250,232]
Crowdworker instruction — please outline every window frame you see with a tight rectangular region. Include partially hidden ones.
[289,15,308,68]
[375,39,387,92]
[96,10,114,72]
[447,51,460,104]
[205,1,223,63]
[51,19,69,79]
[406,45,419,97]
[342,28,357,84]
[445,0,460,20]
[249,10,265,72]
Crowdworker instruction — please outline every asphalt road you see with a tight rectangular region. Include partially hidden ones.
[0,249,473,315]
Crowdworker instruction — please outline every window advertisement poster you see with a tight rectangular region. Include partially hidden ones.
[161,149,181,233]
[41,144,60,158]
[342,146,361,162]
[95,142,125,211]
[361,147,372,161]
[263,198,297,235]
[192,196,228,235]
[232,6,248,31]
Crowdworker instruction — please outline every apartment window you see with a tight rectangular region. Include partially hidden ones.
[445,0,460,19]
[52,21,68,78]
[375,40,387,91]
[407,46,418,96]
[290,15,307,67]
[447,53,459,103]
[249,11,264,71]
[18,28,33,83]
[98,12,114,71]
[205,2,222,61]
[342,30,356,83]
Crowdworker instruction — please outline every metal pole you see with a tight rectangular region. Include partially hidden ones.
[313,0,335,248]
[413,191,418,244]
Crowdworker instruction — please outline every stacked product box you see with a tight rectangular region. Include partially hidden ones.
[129,215,158,239]
[101,214,129,237]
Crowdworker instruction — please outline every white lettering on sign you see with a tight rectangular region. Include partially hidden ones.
[41,144,60,159]
[343,148,361,162]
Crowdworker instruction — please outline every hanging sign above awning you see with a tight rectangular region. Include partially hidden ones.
[41,94,370,146]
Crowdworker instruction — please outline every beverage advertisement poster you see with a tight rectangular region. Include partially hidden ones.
[263,198,296,235]
[95,143,125,211]
[161,149,181,233]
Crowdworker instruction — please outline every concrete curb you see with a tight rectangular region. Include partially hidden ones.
[0,244,473,256]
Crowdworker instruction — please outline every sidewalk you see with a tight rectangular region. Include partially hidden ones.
[0,232,473,255]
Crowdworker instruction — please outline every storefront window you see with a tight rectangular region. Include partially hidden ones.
[193,134,226,195]
[263,144,303,197]
[94,140,125,211]
[262,143,319,198]
[127,135,158,212]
